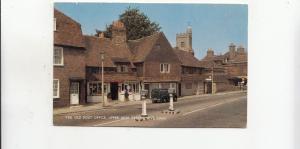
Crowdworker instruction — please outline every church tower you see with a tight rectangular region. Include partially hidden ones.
[176,26,193,54]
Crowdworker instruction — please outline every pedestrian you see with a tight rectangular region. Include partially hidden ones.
[125,88,129,101]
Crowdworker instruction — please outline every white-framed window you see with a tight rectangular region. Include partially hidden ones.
[117,65,128,72]
[160,63,170,73]
[54,46,64,66]
[170,83,176,89]
[54,18,57,31]
[121,82,140,93]
[53,79,59,98]
[88,82,107,96]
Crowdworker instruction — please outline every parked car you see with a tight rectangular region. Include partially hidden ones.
[151,89,177,103]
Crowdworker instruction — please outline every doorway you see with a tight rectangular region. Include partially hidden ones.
[70,82,80,105]
[144,84,150,98]
[110,82,118,100]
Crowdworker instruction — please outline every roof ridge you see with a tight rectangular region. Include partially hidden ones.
[128,32,161,42]
[137,32,162,62]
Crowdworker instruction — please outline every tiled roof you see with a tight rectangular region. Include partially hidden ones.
[54,9,85,48]
[173,48,203,68]
[84,35,134,67]
[128,32,161,62]
[198,60,224,69]
[84,36,115,67]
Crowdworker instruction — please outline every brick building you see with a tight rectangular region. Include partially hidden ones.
[53,9,243,107]
[53,9,87,107]
[201,43,248,92]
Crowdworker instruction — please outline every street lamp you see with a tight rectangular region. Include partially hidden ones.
[211,63,214,94]
[100,51,107,107]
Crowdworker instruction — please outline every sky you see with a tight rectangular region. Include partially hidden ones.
[54,3,248,59]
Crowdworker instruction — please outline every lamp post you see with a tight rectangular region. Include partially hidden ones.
[211,63,214,94]
[100,51,107,107]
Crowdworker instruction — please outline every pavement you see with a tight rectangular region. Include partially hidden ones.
[53,90,246,115]
[53,91,247,127]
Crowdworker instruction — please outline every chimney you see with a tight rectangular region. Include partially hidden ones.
[98,32,105,38]
[207,48,214,57]
[111,20,127,45]
[229,43,236,59]
[237,45,245,54]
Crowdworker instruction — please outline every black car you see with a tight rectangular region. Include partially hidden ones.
[151,88,177,103]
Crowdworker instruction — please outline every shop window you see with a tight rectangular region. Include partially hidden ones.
[88,82,106,96]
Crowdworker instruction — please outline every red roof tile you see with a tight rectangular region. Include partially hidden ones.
[54,9,85,48]
[173,48,203,68]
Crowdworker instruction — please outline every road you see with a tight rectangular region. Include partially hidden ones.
[53,91,247,128]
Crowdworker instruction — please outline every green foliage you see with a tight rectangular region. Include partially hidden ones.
[96,7,161,40]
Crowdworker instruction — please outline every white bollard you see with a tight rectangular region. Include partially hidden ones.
[169,94,174,111]
[141,100,148,117]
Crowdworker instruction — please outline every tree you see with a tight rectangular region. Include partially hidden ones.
[96,7,161,40]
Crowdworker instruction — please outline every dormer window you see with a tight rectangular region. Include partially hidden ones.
[117,65,128,72]
[54,18,57,31]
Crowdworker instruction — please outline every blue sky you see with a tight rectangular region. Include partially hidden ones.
[54,3,248,59]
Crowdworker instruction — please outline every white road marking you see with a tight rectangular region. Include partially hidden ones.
[93,119,123,126]
[182,98,243,116]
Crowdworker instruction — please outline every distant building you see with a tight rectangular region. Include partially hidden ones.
[201,43,248,89]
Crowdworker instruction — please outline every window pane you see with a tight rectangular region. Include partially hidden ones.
[166,64,169,72]
[53,80,58,97]
[54,18,56,31]
[136,83,139,92]
[54,47,62,65]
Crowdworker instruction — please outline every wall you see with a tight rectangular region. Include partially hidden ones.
[53,46,86,107]
[225,62,248,77]
[181,81,204,96]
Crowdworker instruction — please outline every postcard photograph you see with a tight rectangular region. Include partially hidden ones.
[53,3,248,127]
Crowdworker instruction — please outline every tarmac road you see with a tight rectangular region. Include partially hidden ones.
[53,91,247,128]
